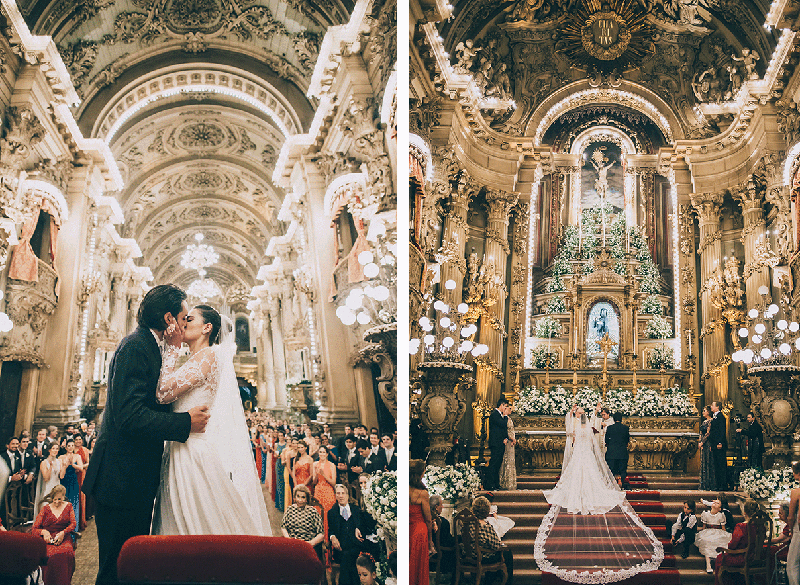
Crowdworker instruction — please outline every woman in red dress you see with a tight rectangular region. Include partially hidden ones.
[714,499,763,585]
[292,439,315,490]
[253,424,264,480]
[72,435,90,530]
[31,485,76,585]
[313,444,337,571]
[410,459,432,585]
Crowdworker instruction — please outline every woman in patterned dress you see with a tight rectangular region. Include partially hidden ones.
[275,430,287,512]
[282,439,297,511]
[499,408,517,490]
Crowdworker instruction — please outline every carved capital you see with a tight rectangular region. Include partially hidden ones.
[689,192,724,225]
[0,107,45,169]
[485,189,519,220]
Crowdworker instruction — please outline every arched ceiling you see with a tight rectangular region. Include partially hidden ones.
[16,0,352,301]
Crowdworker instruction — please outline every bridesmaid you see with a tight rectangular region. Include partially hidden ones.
[282,439,297,511]
[72,435,90,531]
[409,459,432,585]
[314,445,337,571]
[253,424,264,481]
[59,438,81,533]
[275,430,287,512]
[35,443,62,515]
[292,440,315,490]
[260,427,270,484]
[699,406,715,491]
[270,428,278,501]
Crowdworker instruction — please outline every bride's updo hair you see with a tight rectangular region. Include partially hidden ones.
[194,305,221,345]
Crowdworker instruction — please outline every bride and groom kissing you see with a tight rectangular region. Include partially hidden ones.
[82,284,271,585]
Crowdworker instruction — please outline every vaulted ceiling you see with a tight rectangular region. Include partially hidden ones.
[17,0,353,299]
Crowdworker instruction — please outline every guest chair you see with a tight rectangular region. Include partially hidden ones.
[430,516,457,585]
[118,536,325,585]
[2,483,24,529]
[0,531,47,585]
[454,509,507,585]
[718,509,772,585]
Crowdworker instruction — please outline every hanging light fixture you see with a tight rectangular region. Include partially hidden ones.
[187,278,222,302]
[181,233,219,272]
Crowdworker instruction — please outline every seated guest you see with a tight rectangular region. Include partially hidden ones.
[31,485,76,585]
[487,502,515,539]
[696,498,730,573]
[379,433,396,471]
[671,500,698,559]
[714,499,762,585]
[281,485,324,562]
[470,496,513,585]
[430,494,455,573]
[770,502,793,562]
[328,484,363,585]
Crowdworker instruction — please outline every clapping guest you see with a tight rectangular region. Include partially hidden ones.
[73,435,90,530]
[36,443,62,515]
[313,445,337,568]
[328,484,364,585]
[274,430,287,513]
[31,485,76,585]
[292,440,314,490]
[379,433,396,471]
[59,439,82,534]
[281,485,324,561]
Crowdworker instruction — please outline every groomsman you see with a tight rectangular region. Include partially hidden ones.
[378,432,396,471]
[487,398,510,491]
[604,413,630,487]
[709,401,728,490]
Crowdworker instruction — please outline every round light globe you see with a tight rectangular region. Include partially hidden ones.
[358,251,374,266]
[445,279,456,290]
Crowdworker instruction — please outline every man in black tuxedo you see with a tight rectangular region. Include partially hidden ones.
[709,401,728,490]
[337,425,354,458]
[604,412,630,487]
[736,412,764,469]
[378,432,397,471]
[328,484,364,585]
[354,440,380,474]
[82,284,211,585]
[487,398,510,490]
[1,437,23,484]
[338,435,358,484]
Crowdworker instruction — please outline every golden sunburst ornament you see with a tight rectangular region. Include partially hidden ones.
[559,0,654,71]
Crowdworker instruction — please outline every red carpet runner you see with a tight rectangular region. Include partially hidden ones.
[541,475,681,585]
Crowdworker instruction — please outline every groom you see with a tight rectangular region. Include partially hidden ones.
[487,398,510,490]
[604,412,630,488]
[83,284,210,585]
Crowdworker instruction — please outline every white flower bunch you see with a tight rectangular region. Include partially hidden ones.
[423,463,480,502]
[739,467,800,500]
[516,385,696,417]
[362,470,397,531]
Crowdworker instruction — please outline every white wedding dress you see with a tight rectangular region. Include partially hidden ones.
[151,320,272,536]
[534,413,663,584]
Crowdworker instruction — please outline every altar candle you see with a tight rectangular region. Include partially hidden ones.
[687,330,692,356]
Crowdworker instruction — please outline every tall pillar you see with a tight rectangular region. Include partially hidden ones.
[691,191,728,406]
[258,313,278,411]
[475,189,518,429]
[439,179,472,306]
[739,178,770,307]
[268,298,289,410]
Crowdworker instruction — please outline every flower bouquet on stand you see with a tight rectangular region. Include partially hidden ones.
[423,464,481,531]
[362,471,398,584]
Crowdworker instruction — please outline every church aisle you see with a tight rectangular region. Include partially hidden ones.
[72,482,284,585]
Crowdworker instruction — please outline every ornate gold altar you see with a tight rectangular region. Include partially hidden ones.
[513,416,699,473]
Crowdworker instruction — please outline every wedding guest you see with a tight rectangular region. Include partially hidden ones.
[328,484,364,585]
[695,498,729,573]
[31,485,76,585]
[671,500,698,559]
[341,435,359,484]
[337,425,354,458]
[291,440,314,490]
[357,473,381,560]
[379,433,396,471]
[786,461,800,585]
[487,399,510,491]
[499,404,517,490]
[314,445,337,565]
[356,553,378,585]
[59,439,82,534]
[73,435,90,529]
[18,436,36,513]
[770,502,793,564]
[410,460,432,585]
[487,502,515,539]
[470,496,514,585]
[736,413,764,469]
[36,443,63,515]
[430,494,455,573]
[32,429,49,466]
[281,485,324,561]
[699,406,715,490]
[714,499,763,585]
[274,430,287,512]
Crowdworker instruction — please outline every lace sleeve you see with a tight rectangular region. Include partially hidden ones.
[156,346,218,404]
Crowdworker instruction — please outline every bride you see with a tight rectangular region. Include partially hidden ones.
[151,304,272,535]
[534,406,662,584]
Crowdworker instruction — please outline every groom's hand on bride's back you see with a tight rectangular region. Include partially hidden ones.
[189,405,211,433]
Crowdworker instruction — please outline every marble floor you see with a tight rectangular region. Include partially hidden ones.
[72,482,285,585]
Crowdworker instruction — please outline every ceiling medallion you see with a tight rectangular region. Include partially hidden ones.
[560,0,654,72]
[582,9,630,61]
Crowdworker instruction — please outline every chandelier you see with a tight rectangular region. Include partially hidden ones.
[187,278,222,303]
[732,285,800,367]
[181,234,219,272]
[409,280,489,362]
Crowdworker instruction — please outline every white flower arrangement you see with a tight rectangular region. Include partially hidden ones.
[535,315,563,339]
[515,385,697,417]
[644,315,673,339]
[423,464,481,503]
[641,295,663,315]
[362,470,397,532]
[739,467,799,500]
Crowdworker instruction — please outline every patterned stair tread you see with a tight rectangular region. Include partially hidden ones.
[541,569,682,585]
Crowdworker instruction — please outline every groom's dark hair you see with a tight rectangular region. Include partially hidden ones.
[137,284,187,331]
[496,397,509,408]
[613,412,623,423]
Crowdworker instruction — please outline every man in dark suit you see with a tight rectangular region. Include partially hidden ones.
[336,425,354,458]
[487,398,510,490]
[604,412,630,487]
[430,494,455,573]
[736,412,764,469]
[353,440,380,474]
[709,401,728,490]
[338,435,358,484]
[1,437,23,485]
[328,484,363,585]
[378,432,397,471]
[82,284,211,585]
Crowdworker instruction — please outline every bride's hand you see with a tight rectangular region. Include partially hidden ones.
[164,316,184,348]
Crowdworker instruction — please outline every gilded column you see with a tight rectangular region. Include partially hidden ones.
[475,189,518,431]
[738,178,770,307]
[505,200,529,397]
[691,192,727,405]
[439,177,473,307]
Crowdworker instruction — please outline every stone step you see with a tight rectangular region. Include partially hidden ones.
[502,568,713,585]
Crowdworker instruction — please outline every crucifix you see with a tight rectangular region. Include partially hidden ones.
[598,333,617,399]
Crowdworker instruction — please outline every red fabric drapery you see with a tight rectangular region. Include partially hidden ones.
[8,207,40,282]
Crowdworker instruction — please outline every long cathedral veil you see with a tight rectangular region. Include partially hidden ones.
[535,417,663,584]
[206,316,272,535]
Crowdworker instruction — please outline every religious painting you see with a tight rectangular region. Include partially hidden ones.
[235,316,250,352]
[580,141,624,214]
[586,301,620,363]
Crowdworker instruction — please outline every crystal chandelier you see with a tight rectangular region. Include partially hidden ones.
[409,279,489,362]
[181,234,219,272]
[732,285,800,367]
[187,278,222,303]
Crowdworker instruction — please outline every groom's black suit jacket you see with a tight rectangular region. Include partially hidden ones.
[604,422,630,460]
[489,409,508,450]
[82,327,191,509]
